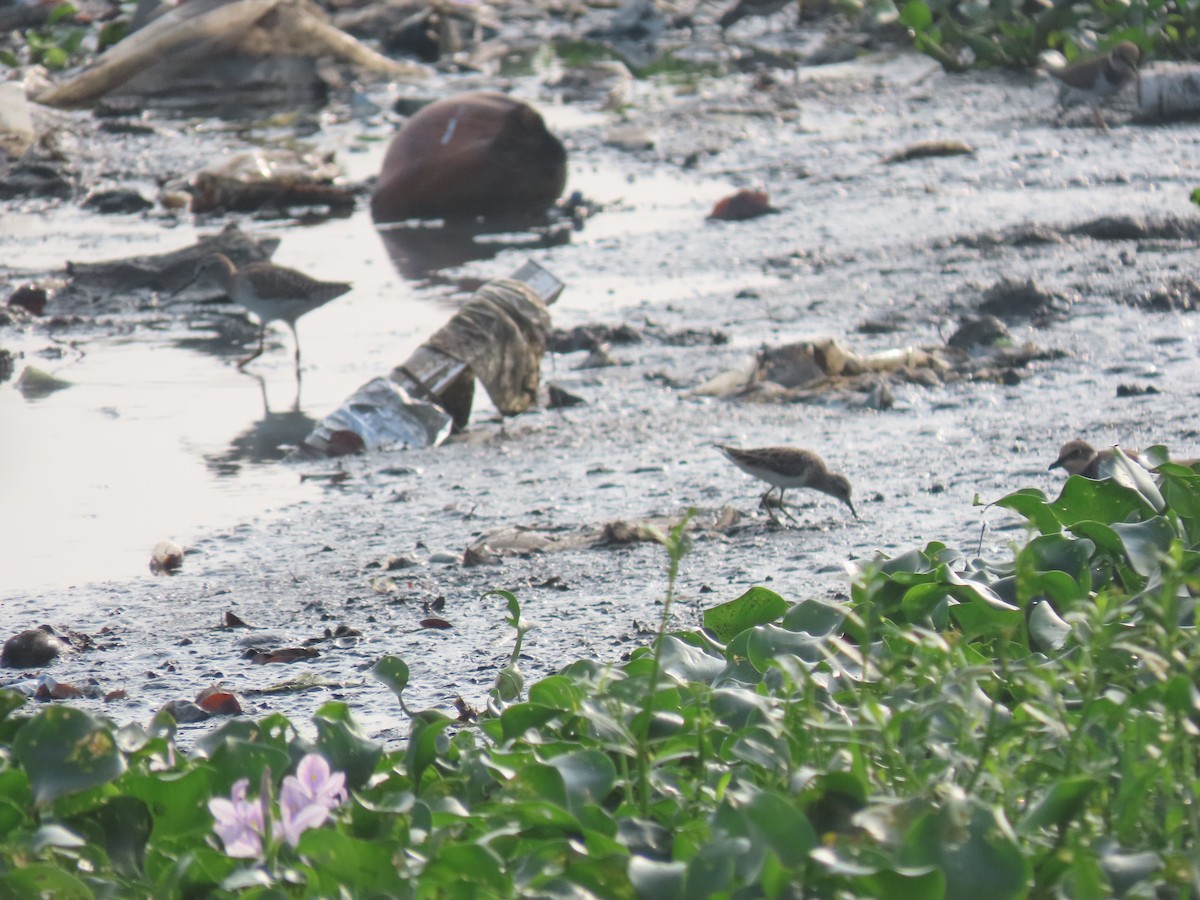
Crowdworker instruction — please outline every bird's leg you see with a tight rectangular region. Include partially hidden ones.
[775,488,800,524]
[759,488,781,524]
[288,323,302,376]
[238,325,266,369]
[1093,106,1109,132]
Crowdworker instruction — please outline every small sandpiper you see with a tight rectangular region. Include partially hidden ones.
[717,0,795,31]
[1045,41,1141,132]
[176,253,351,371]
[1048,439,1122,479]
[1050,439,1195,481]
[715,443,857,522]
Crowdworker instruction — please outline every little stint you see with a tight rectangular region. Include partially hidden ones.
[1045,41,1141,131]
[715,443,857,522]
[717,0,795,31]
[176,253,351,370]
[1050,439,1195,480]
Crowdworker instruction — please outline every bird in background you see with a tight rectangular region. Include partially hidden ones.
[717,0,797,32]
[1042,41,1141,132]
[1049,439,1196,481]
[715,443,857,523]
[174,253,351,372]
[1049,439,1129,479]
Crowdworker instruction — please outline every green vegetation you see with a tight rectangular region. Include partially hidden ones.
[898,0,1200,70]
[2,453,1200,896]
[0,3,86,70]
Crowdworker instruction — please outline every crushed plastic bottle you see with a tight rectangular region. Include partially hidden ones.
[300,259,563,457]
[302,377,454,455]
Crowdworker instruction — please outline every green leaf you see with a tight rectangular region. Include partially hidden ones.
[297,830,410,896]
[545,749,617,813]
[949,594,1023,640]
[902,804,1030,900]
[486,589,521,628]
[1020,777,1100,834]
[500,702,562,742]
[656,635,725,683]
[684,837,752,898]
[4,864,92,899]
[629,856,685,900]
[47,3,76,25]
[313,703,382,791]
[370,655,411,712]
[1021,533,1093,582]
[528,675,586,711]
[1049,477,1155,529]
[858,867,947,900]
[1110,517,1175,577]
[992,488,1060,534]
[900,0,934,32]
[406,710,452,789]
[124,767,214,840]
[13,706,126,805]
[0,689,25,722]
[1097,844,1161,895]
[1027,600,1072,652]
[73,795,152,877]
[899,583,951,626]
[30,822,86,851]
[741,788,817,867]
[746,624,823,672]
[423,843,510,893]
[703,586,788,642]
[780,597,846,636]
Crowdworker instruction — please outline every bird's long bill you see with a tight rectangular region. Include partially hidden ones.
[847,499,858,519]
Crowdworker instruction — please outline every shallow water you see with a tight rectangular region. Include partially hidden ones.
[0,135,736,595]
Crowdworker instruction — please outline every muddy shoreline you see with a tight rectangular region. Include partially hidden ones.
[3,40,1199,741]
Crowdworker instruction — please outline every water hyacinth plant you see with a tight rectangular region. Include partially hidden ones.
[208,754,346,858]
[898,0,1200,70]
[0,459,1199,895]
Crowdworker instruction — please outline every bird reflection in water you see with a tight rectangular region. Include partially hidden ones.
[204,374,317,475]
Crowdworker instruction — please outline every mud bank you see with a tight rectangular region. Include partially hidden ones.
[3,46,1199,741]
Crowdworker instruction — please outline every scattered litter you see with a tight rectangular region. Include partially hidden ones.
[15,366,72,399]
[303,260,562,455]
[188,149,355,215]
[371,92,566,223]
[149,540,184,574]
[694,333,1064,405]
[948,314,1011,350]
[708,189,777,221]
[883,140,974,164]
[246,646,320,664]
[196,687,243,715]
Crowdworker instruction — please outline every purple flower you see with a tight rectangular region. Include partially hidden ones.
[208,778,266,858]
[278,754,346,847]
[285,754,347,810]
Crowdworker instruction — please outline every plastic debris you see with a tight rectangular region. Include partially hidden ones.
[302,260,564,456]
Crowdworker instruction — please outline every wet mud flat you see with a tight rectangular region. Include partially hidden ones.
[3,48,1200,741]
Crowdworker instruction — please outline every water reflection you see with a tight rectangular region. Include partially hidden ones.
[204,374,316,474]
[375,219,573,281]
